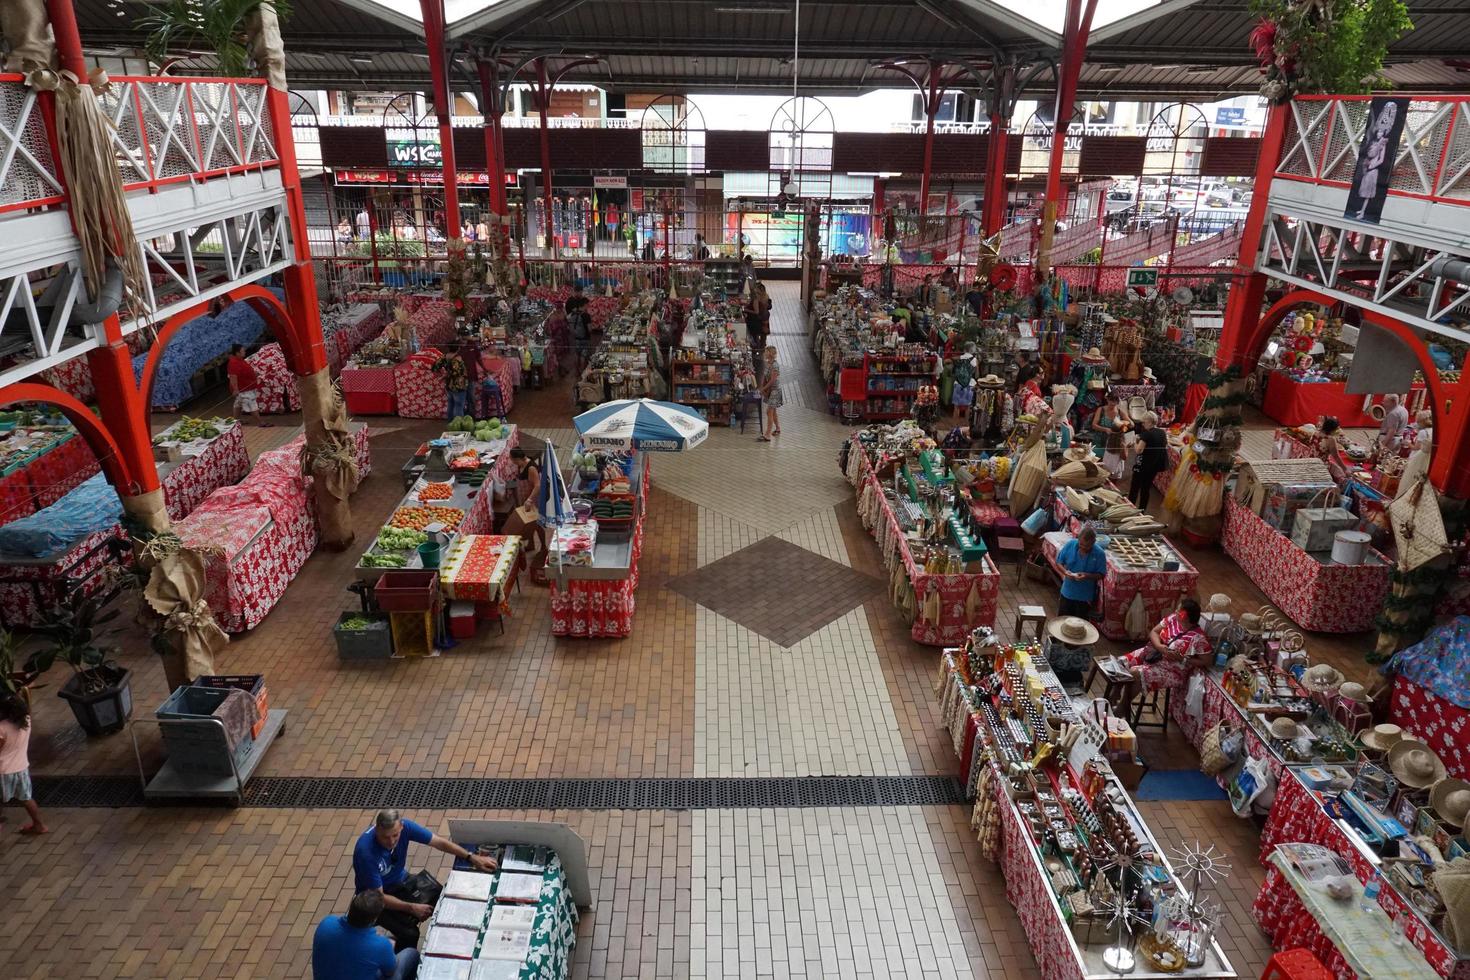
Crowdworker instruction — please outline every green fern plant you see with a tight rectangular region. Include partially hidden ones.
[140,0,292,77]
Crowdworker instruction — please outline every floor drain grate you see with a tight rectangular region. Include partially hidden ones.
[33,774,966,810]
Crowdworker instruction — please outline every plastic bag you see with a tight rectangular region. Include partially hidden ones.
[1185,673,1206,721]
[1229,755,1275,818]
[1124,592,1149,641]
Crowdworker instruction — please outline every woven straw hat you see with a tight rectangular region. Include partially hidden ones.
[1360,723,1404,752]
[1301,664,1346,694]
[1208,594,1231,613]
[1047,616,1099,647]
[1431,778,1470,828]
[1337,681,1368,703]
[1269,717,1303,740]
[1389,740,1448,789]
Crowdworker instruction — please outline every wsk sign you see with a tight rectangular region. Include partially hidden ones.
[386,136,441,168]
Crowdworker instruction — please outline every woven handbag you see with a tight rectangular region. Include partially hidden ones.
[1200,723,1232,776]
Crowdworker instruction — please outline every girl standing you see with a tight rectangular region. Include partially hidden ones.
[0,693,45,835]
[758,346,783,442]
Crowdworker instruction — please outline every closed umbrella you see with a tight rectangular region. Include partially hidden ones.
[572,398,709,452]
[536,441,573,529]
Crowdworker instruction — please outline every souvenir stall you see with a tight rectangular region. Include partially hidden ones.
[0,413,102,526]
[176,425,371,633]
[526,285,620,330]
[844,423,1000,646]
[936,630,1239,980]
[1386,620,1470,784]
[393,348,518,421]
[671,301,755,427]
[243,303,391,415]
[1221,458,1390,633]
[1040,529,1199,642]
[1255,762,1468,979]
[134,298,271,409]
[340,334,403,416]
[574,301,665,409]
[0,418,251,628]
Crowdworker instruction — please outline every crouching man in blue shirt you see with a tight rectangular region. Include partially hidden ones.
[312,891,418,980]
[353,808,499,952]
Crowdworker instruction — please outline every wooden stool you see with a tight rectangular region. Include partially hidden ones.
[1261,948,1333,980]
[1015,605,1047,643]
[1085,659,1133,707]
[1131,686,1171,734]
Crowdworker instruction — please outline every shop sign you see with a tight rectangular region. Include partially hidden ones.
[593,175,628,190]
[1126,268,1158,288]
[1215,107,1246,126]
[386,136,442,168]
[335,169,396,185]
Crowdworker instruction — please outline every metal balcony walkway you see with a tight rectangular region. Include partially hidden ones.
[1254,96,1470,342]
[0,75,293,388]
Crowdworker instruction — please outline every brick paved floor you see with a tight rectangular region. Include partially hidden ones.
[0,282,1328,978]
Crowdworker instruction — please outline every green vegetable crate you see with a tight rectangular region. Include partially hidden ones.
[333,612,394,660]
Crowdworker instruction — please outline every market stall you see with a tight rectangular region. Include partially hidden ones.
[1256,767,1465,978]
[134,298,272,409]
[937,636,1238,980]
[392,350,517,421]
[1387,621,1470,783]
[340,333,402,416]
[573,298,666,408]
[1221,496,1389,633]
[1041,530,1199,642]
[845,428,999,645]
[671,300,754,427]
[176,425,371,633]
[0,414,101,526]
[1261,372,1424,429]
[0,419,250,628]
[547,450,648,639]
[354,424,520,652]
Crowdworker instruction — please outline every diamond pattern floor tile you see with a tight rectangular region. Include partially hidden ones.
[669,536,884,648]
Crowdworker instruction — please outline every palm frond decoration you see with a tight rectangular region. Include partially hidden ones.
[140,0,292,77]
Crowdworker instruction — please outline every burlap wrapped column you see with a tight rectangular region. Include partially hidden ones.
[297,368,358,549]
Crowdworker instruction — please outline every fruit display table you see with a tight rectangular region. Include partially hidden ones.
[1221,496,1390,633]
[1041,530,1198,641]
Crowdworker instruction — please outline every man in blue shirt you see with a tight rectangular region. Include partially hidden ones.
[1055,526,1106,618]
[353,809,498,951]
[312,891,418,980]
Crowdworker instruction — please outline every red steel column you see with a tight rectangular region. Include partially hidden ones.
[1037,0,1099,276]
[47,0,159,494]
[1216,103,1288,371]
[535,59,556,258]
[269,85,329,375]
[983,112,1009,235]
[477,58,510,268]
[421,0,461,239]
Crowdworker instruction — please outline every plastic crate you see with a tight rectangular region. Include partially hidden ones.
[193,674,268,739]
[333,612,394,660]
[375,570,439,612]
[390,610,434,658]
[155,686,255,775]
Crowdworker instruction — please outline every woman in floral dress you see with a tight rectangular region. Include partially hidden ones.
[1113,597,1211,718]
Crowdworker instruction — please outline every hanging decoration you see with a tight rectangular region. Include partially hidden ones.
[1247,0,1413,103]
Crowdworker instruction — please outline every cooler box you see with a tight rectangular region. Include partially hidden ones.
[448,600,477,639]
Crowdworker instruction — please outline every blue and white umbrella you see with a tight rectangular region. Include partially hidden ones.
[572,398,709,452]
[536,440,574,529]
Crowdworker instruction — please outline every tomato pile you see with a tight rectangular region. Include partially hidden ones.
[388,506,464,532]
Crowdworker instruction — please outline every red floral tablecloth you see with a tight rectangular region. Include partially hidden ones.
[1390,675,1470,782]
[1041,531,1199,641]
[992,762,1088,980]
[43,357,95,403]
[27,435,99,511]
[0,527,130,630]
[1222,496,1390,632]
[340,363,397,394]
[1258,768,1460,977]
[246,342,301,414]
[551,458,648,638]
[394,358,448,419]
[158,423,250,521]
[1168,669,1286,788]
[849,442,998,645]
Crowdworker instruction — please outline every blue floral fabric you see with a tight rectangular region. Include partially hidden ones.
[1389,617,1470,709]
[132,294,279,407]
[0,472,122,558]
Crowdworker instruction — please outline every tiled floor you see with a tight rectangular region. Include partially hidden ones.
[0,282,1347,978]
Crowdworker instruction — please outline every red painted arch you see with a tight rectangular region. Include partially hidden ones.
[0,381,137,493]
[1246,289,1448,431]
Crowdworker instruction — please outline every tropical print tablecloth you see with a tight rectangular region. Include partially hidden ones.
[133,298,272,408]
[440,534,522,603]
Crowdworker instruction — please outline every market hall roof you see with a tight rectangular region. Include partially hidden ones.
[73,0,1470,96]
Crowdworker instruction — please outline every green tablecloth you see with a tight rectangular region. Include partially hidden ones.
[1270,852,1439,979]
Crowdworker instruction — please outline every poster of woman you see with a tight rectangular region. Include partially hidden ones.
[1345,97,1411,224]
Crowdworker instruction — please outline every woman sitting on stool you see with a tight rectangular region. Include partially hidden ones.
[1112,597,1210,719]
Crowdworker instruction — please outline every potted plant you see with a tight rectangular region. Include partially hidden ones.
[140,1,293,77]
[26,597,133,736]
[0,629,41,709]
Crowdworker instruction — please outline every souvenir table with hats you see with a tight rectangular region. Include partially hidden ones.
[1387,619,1470,784]
[1255,755,1470,979]
[1040,530,1199,642]
[846,426,1000,645]
[934,631,1239,980]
